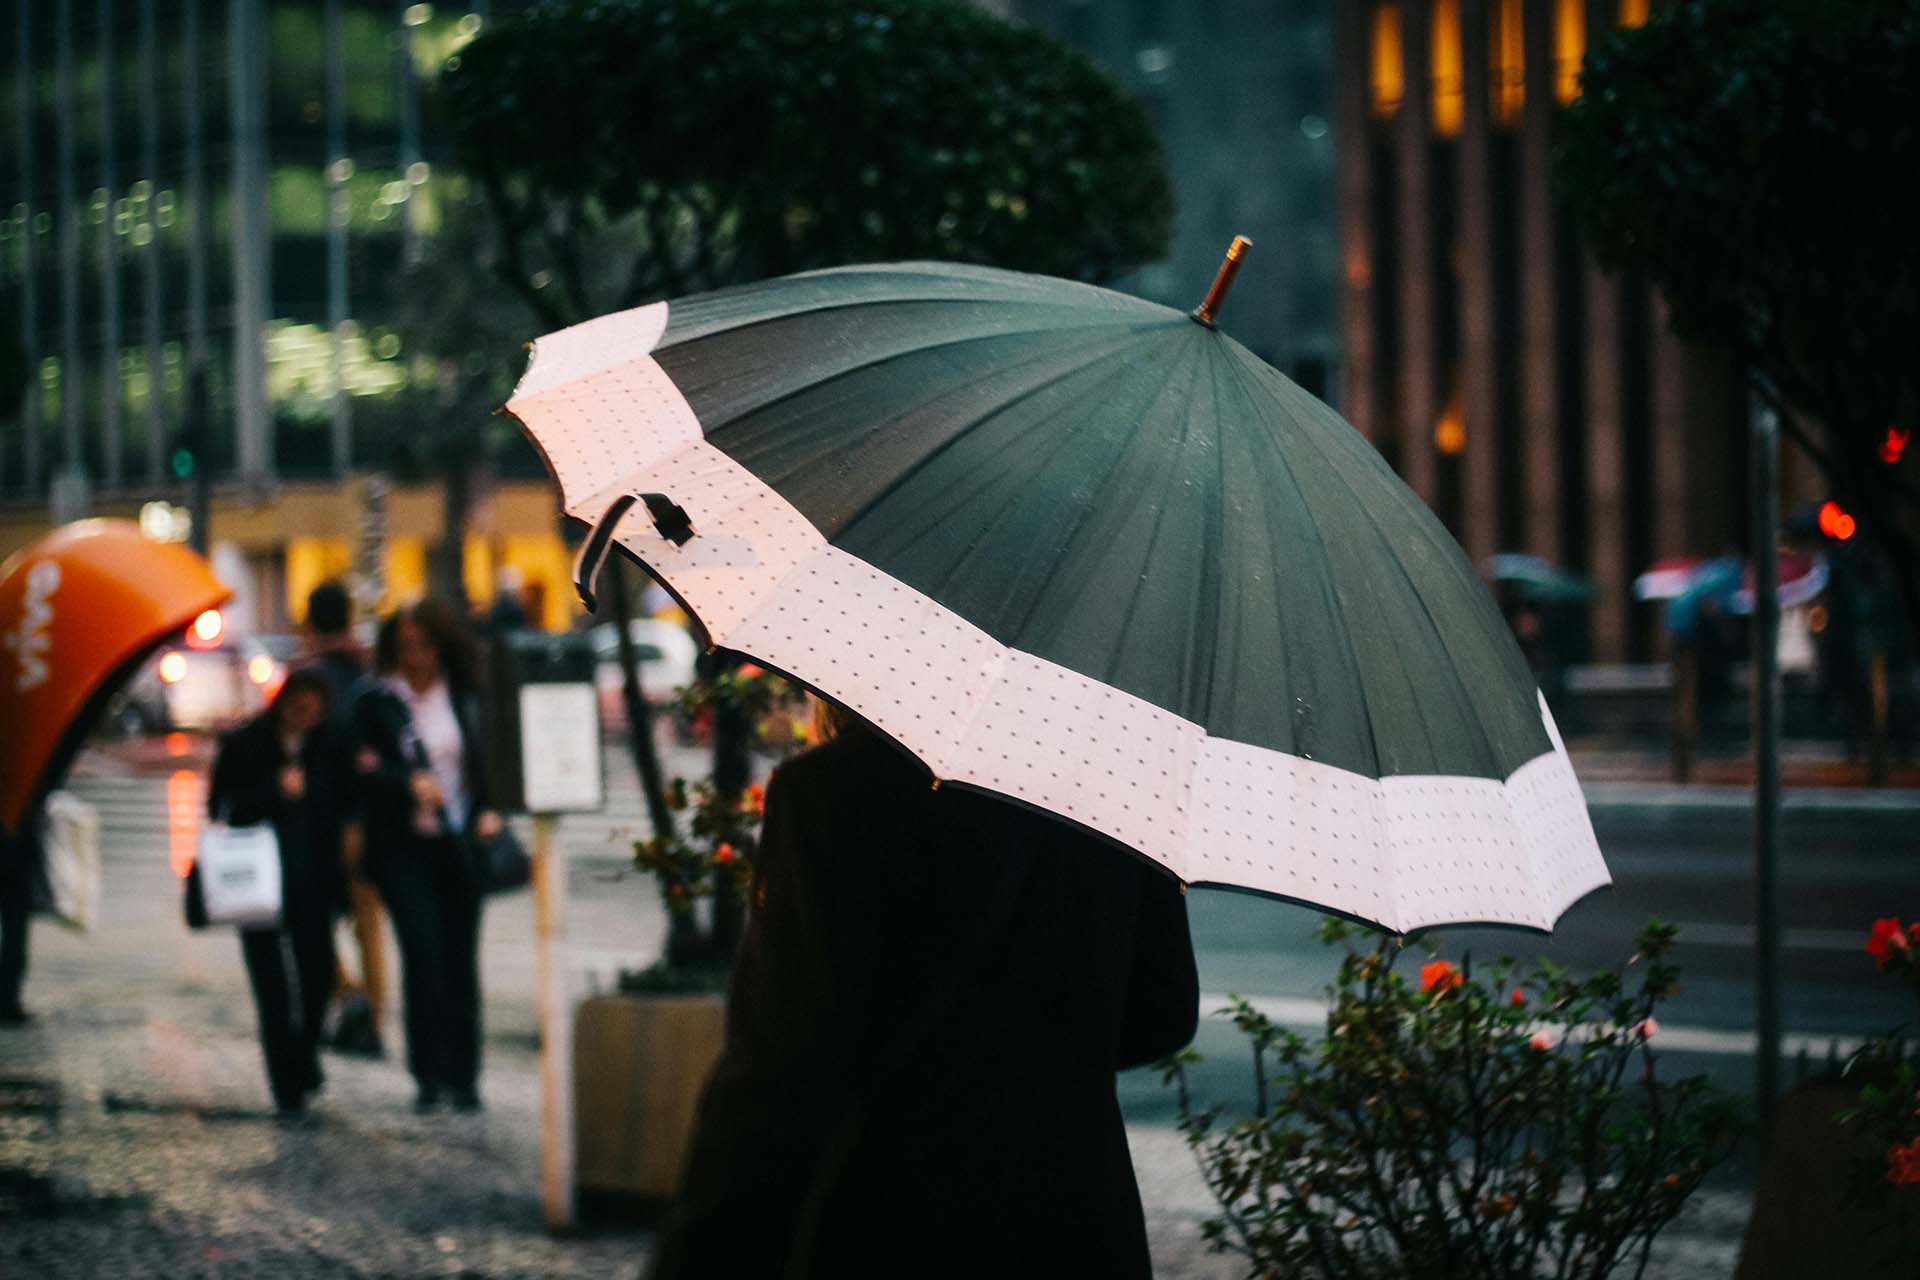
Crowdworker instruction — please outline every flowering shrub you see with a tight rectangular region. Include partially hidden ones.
[621,664,806,992]
[1160,920,1742,1279]
[1839,916,1920,1203]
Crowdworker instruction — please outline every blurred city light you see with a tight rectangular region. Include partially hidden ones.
[1881,426,1909,464]
[1817,500,1857,541]
[158,651,188,684]
[191,609,224,645]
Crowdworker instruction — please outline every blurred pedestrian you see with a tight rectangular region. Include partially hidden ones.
[0,802,43,1026]
[355,601,499,1113]
[303,579,387,1058]
[651,705,1199,1280]
[207,668,349,1120]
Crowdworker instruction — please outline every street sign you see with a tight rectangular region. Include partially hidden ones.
[519,683,602,813]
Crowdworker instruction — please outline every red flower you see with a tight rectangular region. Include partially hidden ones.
[1528,1032,1553,1052]
[1866,917,1910,967]
[1509,987,1526,1008]
[714,842,736,865]
[1420,960,1463,994]
[1632,1017,1659,1042]
[738,663,765,679]
[1886,1136,1920,1186]
[744,783,765,815]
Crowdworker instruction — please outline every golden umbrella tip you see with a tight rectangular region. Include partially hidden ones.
[1191,235,1253,329]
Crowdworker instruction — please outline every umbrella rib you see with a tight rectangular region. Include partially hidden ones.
[1217,347,1388,779]
[660,292,1158,356]
[990,333,1202,650]
[838,327,1176,561]
[1099,334,1214,692]
[1231,347,1501,777]
[1261,361,1539,770]
[685,319,1148,466]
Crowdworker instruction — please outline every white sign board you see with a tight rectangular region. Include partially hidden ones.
[518,682,604,813]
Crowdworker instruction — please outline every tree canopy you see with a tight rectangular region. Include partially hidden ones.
[1555,0,1920,625]
[436,0,1174,330]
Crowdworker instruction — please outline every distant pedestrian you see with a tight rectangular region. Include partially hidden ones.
[0,802,44,1026]
[304,579,387,1058]
[355,601,499,1114]
[207,668,350,1120]
[650,706,1199,1280]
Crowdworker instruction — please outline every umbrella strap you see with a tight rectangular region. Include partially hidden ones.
[782,826,1031,1279]
[572,491,695,612]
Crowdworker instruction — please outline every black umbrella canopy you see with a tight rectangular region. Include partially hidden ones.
[513,261,1607,933]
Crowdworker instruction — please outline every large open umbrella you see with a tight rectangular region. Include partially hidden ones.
[509,258,1607,934]
[0,520,230,835]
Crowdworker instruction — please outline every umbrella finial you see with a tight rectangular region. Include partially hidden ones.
[1191,235,1253,329]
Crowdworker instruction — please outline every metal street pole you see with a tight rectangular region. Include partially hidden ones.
[1751,395,1782,1139]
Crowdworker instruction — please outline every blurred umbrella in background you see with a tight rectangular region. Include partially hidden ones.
[0,521,230,836]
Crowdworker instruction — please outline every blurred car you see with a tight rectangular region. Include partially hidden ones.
[108,608,286,735]
[591,618,699,731]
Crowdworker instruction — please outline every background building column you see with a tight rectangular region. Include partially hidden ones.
[229,0,273,485]
[1517,0,1562,565]
[1457,0,1500,565]
[1394,0,1439,505]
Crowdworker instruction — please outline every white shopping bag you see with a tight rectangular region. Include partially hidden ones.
[194,823,282,928]
[41,790,101,932]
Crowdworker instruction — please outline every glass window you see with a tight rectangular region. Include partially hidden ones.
[1554,0,1584,105]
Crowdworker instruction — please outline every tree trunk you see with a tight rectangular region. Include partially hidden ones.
[434,459,472,613]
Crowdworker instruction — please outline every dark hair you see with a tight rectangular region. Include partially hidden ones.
[274,665,332,714]
[375,599,481,692]
[306,580,352,636]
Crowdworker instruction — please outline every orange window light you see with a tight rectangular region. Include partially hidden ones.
[1619,0,1651,28]
[1430,0,1464,137]
[1554,0,1585,104]
[1370,3,1406,119]
[1490,0,1525,124]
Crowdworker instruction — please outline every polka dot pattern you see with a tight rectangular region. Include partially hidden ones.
[1384,775,1540,929]
[939,653,1207,876]
[513,302,1610,934]
[1185,740,1394,922]
[725,545,1008,773]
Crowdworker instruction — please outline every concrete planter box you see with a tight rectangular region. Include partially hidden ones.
[572,993,726,1199]
[1736,1082,1920,1278]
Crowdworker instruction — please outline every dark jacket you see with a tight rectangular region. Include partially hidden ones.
[206,713,349,916]
[351,680,491,869]
[652,729,1200,1280]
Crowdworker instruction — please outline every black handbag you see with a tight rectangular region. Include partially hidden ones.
[464,823,531,897]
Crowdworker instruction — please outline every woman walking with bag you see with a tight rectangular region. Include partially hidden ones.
[207,667,347,1122]
[354,601,501,1114]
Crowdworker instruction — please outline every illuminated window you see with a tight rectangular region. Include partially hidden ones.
[1490,0,1524,124]
[1618,0,1651,27]
[1435,382,1466,455]
[1370,4,1405,120]
[1430,0,1463,137]
[1554,0,1585,104]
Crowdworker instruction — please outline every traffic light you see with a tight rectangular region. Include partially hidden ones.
[170,447,195,478]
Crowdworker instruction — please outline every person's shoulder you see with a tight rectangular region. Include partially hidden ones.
[770,729,918,797]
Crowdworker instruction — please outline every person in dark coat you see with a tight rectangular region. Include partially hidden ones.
[0,803,44,1026]
[354,600,500,1113]
[303,578,387,1059]
[207,667,348,1119]
[650,709,1200,1280]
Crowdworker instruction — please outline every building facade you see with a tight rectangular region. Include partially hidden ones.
[1,0,573,630]
[1334,0,1761,662]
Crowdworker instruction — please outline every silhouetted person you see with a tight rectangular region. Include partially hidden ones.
[304,579,386,1058]
[0,803,43,1026]
[208,668,349,1119]
[355,601,500,1113]
[651,708,1199,1280]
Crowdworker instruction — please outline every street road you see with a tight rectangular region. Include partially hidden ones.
[47,734,1920,1127]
